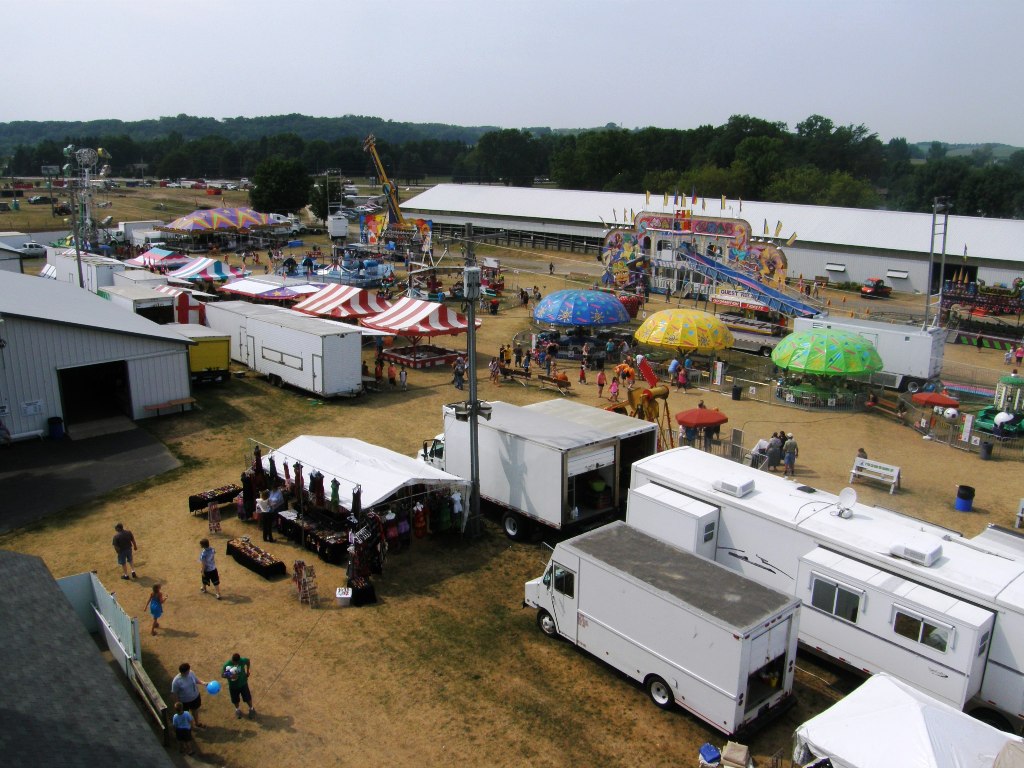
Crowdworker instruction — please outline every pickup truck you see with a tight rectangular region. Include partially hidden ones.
[860,278,892,298]
[19,242,46,258]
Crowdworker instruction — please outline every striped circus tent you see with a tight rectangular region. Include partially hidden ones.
[167,257,245,282]
[362,296,479,341]
[293,284,392,320]
[125,247,191,269]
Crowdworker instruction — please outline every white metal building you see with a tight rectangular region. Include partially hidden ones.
[0,271,193,440]
[402,184,1024,294]
[0,243,22,273]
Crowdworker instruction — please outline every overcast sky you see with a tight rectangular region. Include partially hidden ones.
[6,0,1021,146]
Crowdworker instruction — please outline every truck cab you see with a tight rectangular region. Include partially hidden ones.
[861,278,892,299]
[420,435,444,467]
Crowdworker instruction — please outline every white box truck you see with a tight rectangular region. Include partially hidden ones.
[792,315,945,391]
[524,521,800,735]
[106,219,165,244]
[419,400,625,540]
[626,447,1024,733]
[327,213,350,241]
[204,301,362,397]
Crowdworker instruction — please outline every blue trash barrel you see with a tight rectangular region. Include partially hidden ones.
[955,485,975,512]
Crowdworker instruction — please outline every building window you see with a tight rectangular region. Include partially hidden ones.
[825,263,846,272]
[810,575,861,623]
[892,606,952,653]
[978,630,991,658]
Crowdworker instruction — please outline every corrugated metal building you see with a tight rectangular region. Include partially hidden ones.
[402,184,1024,294]
[0,271,192,440]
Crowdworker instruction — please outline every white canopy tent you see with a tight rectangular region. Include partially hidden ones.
[793,674,1022,768]
[263,435,469,511]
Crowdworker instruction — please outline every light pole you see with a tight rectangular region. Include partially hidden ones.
[923,196,951,328]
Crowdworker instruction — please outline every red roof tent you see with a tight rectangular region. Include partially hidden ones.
[362,296,480,346]
[293,284,392,321]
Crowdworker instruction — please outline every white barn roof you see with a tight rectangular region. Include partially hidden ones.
[0,271,191,344]
[402,184,1024,264]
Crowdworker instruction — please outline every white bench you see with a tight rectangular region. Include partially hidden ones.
[850,457,901,494]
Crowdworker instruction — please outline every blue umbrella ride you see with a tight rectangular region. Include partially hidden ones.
[533,289,630,327]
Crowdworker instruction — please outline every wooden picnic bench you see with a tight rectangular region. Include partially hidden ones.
[500,366,532,387]
[144,397,197,415]
[850,457,901,494]
[538,374,573,396]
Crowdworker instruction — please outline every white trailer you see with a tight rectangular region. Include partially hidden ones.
[626,447,1024,733]
[51,250,125,292]
[97,285,175,324]
[793,315,945,391]
[107,219,165,243]
[419,401,623,540]
[524,521,800,736]
[327,213,350,241]
[113,269,168,289]
[204,301,362,397]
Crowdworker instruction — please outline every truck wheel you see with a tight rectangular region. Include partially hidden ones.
[970,708,1012,732]
[502,512,527,541]
[905,379,921,393]
[645,675,674,710]
[760,346,772,357]
[536,610,557,638]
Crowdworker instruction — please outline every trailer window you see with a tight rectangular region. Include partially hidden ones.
[809,575,860,623]
[703,521,715,543]
[552,566,575,598]
[892,607,951,653]
[977,630,991,658]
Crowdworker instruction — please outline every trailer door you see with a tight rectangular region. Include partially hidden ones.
[312,353,323,394]
[547,555,579,643]
[744,617,793,713]
[245,335,256,366]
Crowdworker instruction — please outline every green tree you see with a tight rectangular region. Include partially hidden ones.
[476,129,539,186]
[308,180,342,223]
[249,157,312,214]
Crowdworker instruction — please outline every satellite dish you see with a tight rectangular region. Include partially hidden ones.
[837,487,857,518]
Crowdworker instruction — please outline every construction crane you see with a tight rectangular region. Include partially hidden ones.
[362,134,407,228]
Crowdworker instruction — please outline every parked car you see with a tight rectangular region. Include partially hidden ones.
[28,195,54,204]
[19,242,46,258]
[861,278,892,299]
[166,182,181,188]
[54,202,72,215]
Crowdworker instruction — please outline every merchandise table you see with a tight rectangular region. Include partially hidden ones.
[226,538,287,579]
[189,484,241,515]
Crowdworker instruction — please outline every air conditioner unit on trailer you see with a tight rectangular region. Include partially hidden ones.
[713,477,755,498]
[890,537,943,567]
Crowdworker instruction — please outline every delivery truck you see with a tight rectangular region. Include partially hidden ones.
[626,447,1024,733]
[419,400,628,540]
[204,301,362,397]
[792,315,945,391]
[524,521,800,735]
[169,323,231,383]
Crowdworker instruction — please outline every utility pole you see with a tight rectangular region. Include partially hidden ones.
[923,197,951,328]
[463,222,483,537]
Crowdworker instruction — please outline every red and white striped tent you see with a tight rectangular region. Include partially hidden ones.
[167,257,245,282]
[125,247,192,270]
[153,284,207,324]
[293,284,392,321]
[361,296,479,339]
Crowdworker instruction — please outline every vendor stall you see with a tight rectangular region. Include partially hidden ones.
[362,296,479,369]
[226,537,287,579]
[189,484,242,515]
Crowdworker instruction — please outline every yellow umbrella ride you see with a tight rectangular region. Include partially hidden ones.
[633,309,734,354]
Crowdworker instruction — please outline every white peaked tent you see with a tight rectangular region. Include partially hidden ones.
[793,674,1023,768]
[263,435,468,510]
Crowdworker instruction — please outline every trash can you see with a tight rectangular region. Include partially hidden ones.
[955,484,975,512]
[48,416,65,440]
[732,384,742,401]
[979,441,994,460]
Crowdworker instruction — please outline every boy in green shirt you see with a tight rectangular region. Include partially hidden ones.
[222,652,255,719]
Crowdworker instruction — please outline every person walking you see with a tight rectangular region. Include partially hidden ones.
[199,539,221,599]
[222,652,256,720]
[399,365,408,391]
[608,377,619,402]
[257,491,276,543]
[578,362,587,385]
[766,432,783,472]
[171,662,208,729]
[112,523,138,581]
[782,433,799,478]
[172,702,196,755]
[387,362,397,389]
[1016,345,1024,366]
[596,369,607,398]
[514,344,523,368]
[143,583,166,636]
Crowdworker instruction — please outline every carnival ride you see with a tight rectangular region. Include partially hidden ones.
[362,134,418,248]
[623,358,675,450]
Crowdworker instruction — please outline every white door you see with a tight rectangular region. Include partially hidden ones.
[548,556,579,643]
[313,354,323,394]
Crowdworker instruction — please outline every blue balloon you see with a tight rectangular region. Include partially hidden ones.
[207,680,221,695]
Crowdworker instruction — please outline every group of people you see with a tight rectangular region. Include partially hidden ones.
[363,358,408,390]
[1004,345,1024,366]
[170,653,256,755]
[750,431,800,477]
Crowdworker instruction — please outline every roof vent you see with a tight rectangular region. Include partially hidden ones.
[713,477,755,498]
[890,538,943,567]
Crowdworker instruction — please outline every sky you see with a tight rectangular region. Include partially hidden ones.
[6,0,1023,146]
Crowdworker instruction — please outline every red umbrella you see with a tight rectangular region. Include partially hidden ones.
[675,408,729,428]
[911,391,959,408]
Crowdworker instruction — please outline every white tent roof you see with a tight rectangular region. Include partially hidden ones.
[263,435,468,509]
[794,674,1022,768]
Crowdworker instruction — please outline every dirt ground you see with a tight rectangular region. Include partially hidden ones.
[3,252,1024,768]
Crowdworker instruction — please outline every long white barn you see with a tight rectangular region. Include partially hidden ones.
[402,184,1024,295]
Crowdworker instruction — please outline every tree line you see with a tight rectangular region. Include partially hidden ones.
[3,113,1022,218]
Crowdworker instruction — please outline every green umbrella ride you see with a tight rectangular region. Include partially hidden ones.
[771,328,883,376]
